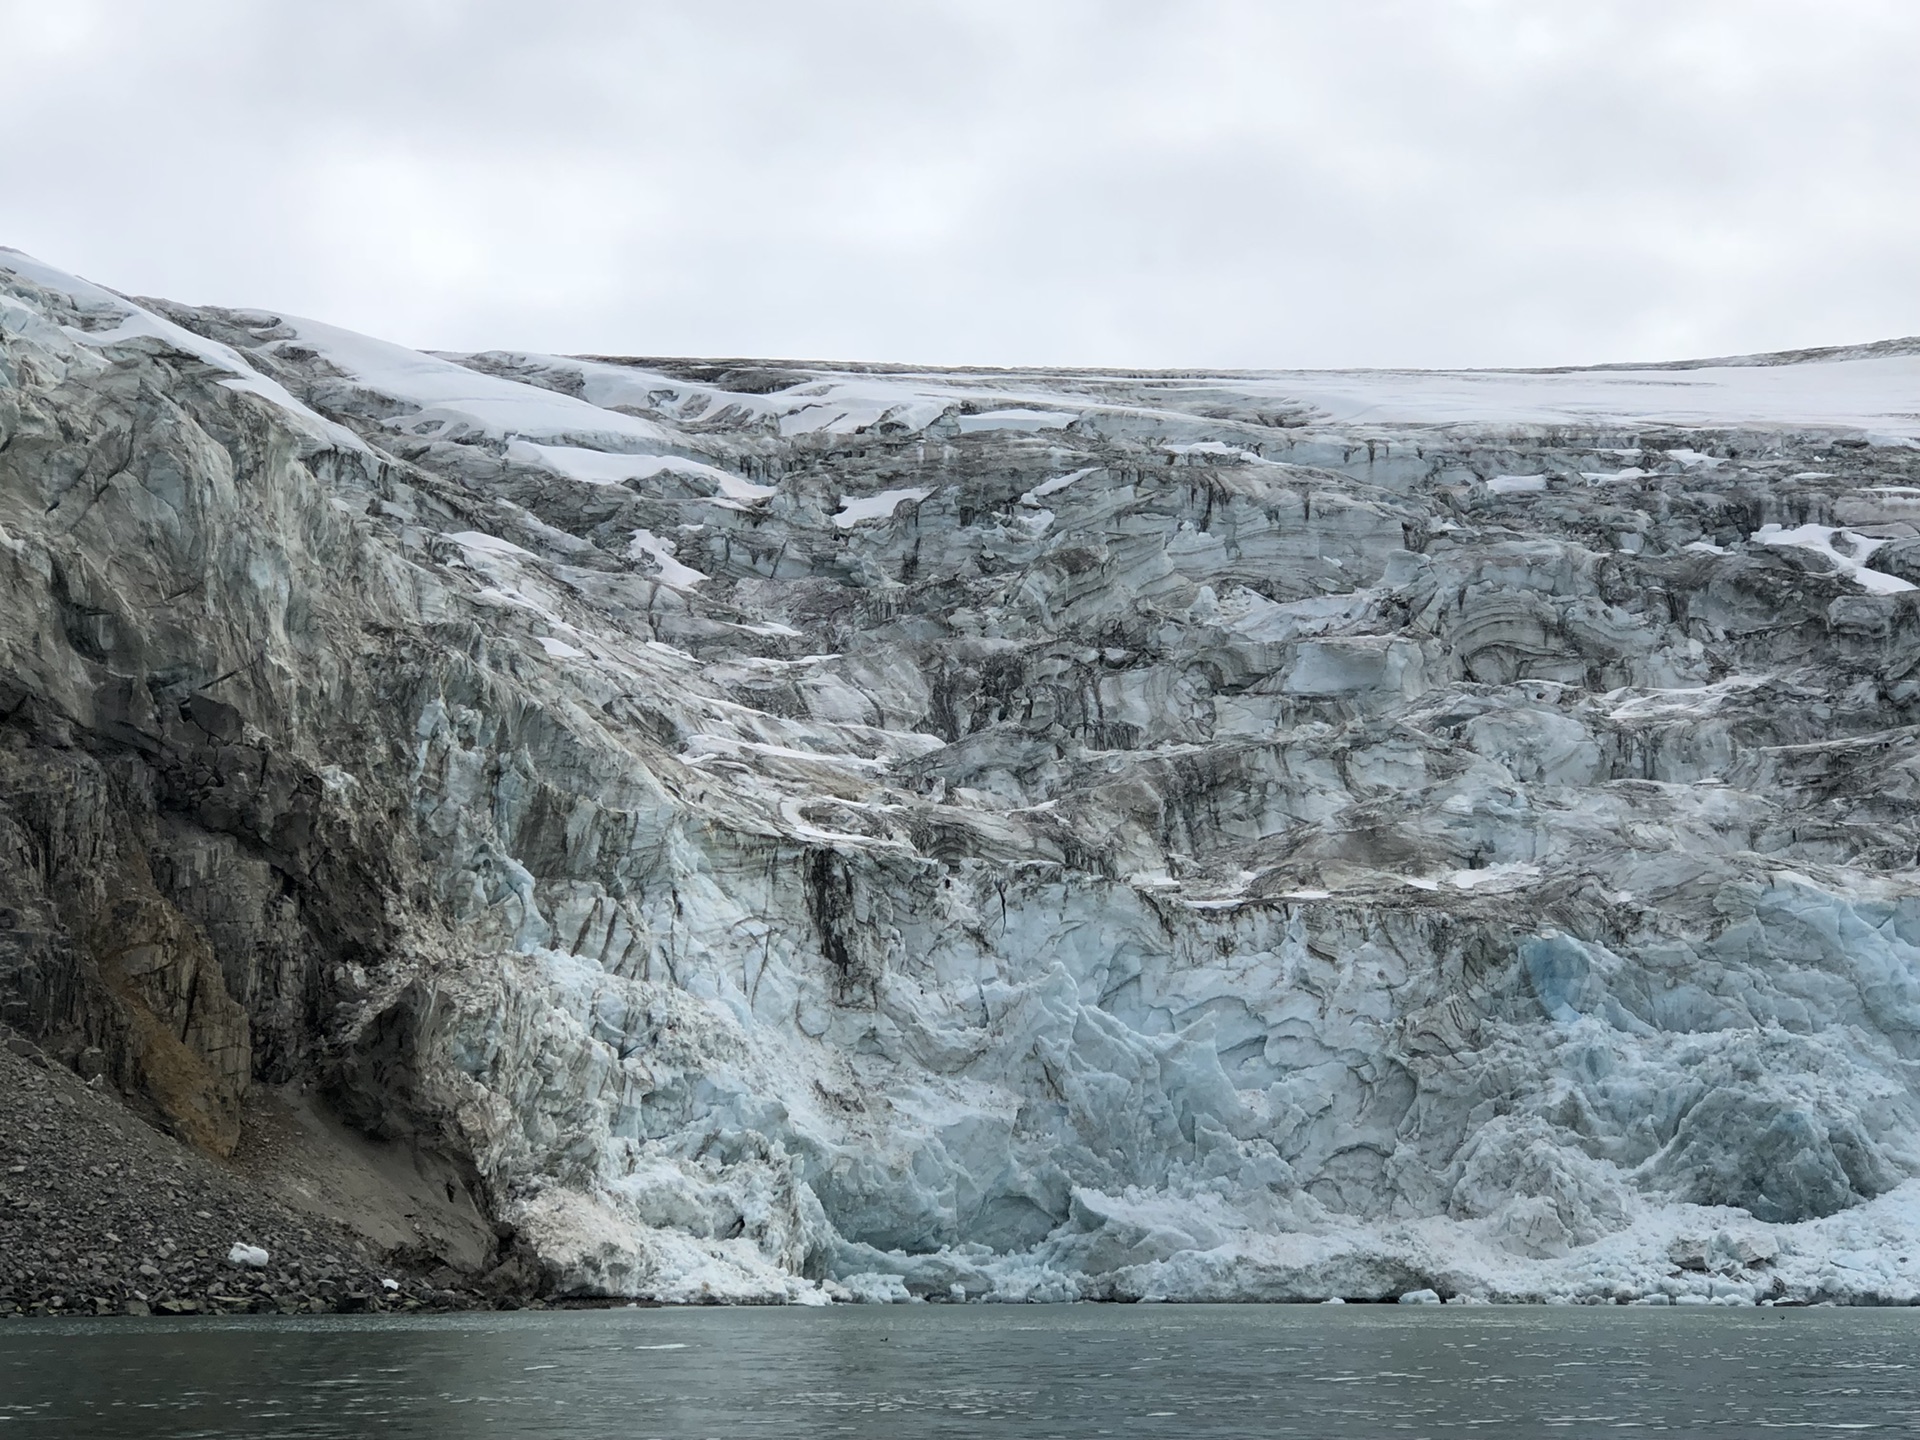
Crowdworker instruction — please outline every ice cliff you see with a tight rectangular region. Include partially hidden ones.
[7,245,1920,1305]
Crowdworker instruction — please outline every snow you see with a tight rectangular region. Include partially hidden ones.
[547,357,961,441]
[1446,863,1542,890]
[1486,474,1547,494]
[539,636,588,660]
[509,441,773,503]
[833,487,934,528]
[777,388,953,438]
[626,529,707,588]
[953,408,1075,434]
[445,530,537,560]
[1021,467,1096,504]
[1751,523,1915,594]
[270,318,670,448]
[1256,354,1920,438]
[396,336,1920,478]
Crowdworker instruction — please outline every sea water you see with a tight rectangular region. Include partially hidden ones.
[2,1303,1917,1437]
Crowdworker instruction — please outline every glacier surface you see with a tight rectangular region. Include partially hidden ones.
[6,246,1920,1305]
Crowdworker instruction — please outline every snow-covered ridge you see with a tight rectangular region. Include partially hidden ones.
[8,245,1920,1307]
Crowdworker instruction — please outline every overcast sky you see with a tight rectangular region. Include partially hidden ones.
[5,0,1918,369]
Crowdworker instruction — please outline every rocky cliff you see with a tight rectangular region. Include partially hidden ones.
[7,245,1920,1306]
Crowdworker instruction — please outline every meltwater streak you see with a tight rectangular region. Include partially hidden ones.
[3,1307,1920,1438]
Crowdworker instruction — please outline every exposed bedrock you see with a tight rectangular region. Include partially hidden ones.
[7,246,1920,1304]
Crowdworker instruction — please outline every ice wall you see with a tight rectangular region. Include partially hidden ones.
[7,246,1920,1303]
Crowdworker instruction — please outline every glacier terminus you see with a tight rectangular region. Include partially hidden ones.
[6,246,1920,1309]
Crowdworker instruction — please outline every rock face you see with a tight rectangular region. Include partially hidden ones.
[7,245,1920,1306]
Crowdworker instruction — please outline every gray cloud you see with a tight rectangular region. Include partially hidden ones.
[4,0,1917,366]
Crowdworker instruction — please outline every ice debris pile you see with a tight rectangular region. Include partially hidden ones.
[7,245,1920,1305]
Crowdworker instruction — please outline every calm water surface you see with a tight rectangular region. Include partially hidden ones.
[2,1304,1918,1437]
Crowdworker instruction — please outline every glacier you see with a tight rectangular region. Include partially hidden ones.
[6,244,1920,1305]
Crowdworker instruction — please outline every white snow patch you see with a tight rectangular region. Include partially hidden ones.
[626,529,707,589]
[272,318,669,447]
[539,636,588,660]
[776,387,952,438]
[833,488,934,528]
[1166,441,1260,461]
[1251,353,1920,438]
[510,441,773,502]
[1752,523,1915,594]
[1021,467,1095,505]
[1486,474,1547,494]
[954,408,1075,434]
[1446,863,1543,891]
